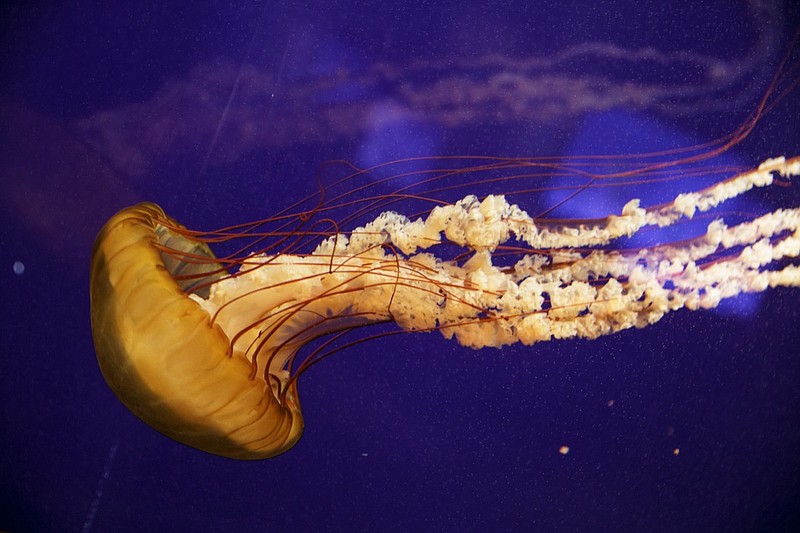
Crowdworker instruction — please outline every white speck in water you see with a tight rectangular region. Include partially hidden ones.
[13,261,25,275]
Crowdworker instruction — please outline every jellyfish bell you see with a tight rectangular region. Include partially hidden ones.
[90,148,800,459]
[90,203,304,459]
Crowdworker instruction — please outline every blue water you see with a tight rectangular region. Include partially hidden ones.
[2,1,800,531]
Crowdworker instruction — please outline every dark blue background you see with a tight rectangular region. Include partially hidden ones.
[2,1,799,531]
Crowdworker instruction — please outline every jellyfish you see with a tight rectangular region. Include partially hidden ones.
[89,11,800,459]
[90,149,800,459]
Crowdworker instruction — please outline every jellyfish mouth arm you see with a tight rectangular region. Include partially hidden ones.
[380,156,800,252]
[189,155,800,356]
[204,156,798,351]
[192,248,449,378]
[646,156,800,225]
